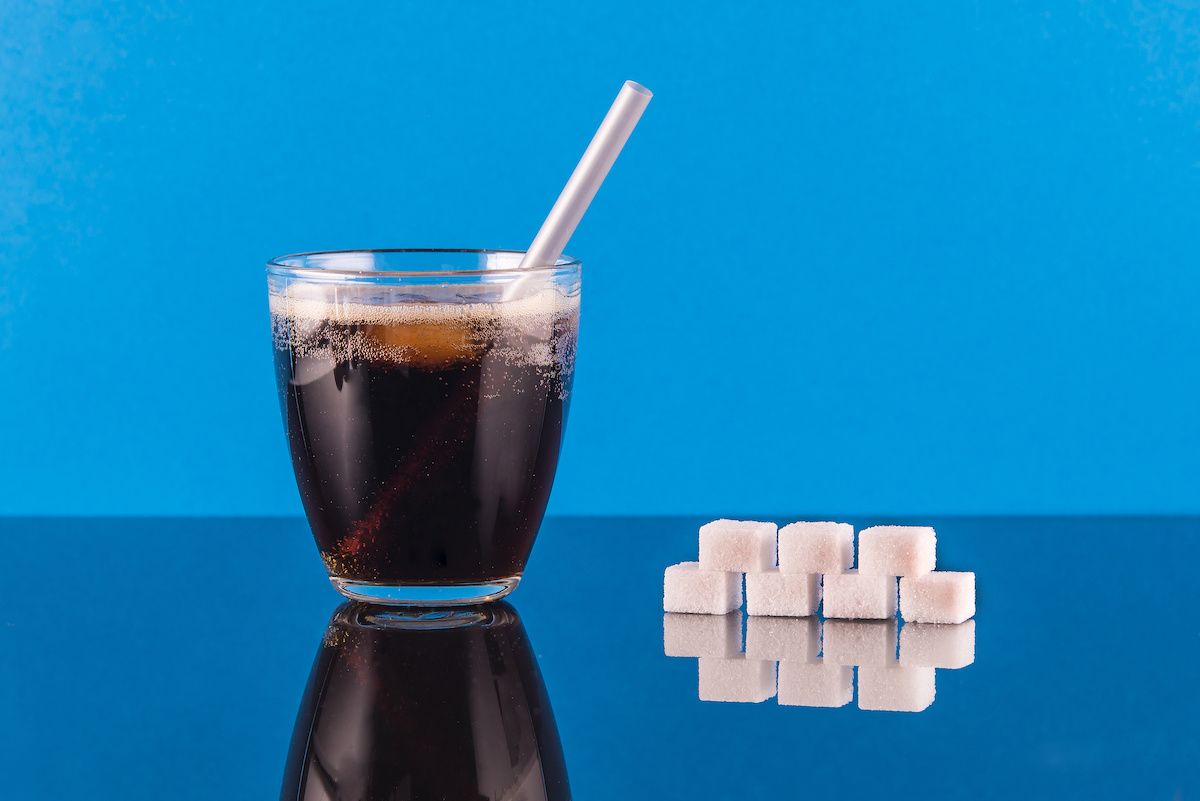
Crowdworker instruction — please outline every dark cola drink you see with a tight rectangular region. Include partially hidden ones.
[281,603,570,801]
[271,284,579,599]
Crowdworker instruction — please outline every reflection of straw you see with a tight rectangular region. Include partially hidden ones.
[518,81,653,270]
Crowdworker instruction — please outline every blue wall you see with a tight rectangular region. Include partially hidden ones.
[2,2,1198,516]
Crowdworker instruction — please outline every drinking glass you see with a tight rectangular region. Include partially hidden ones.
[267,250,581,604]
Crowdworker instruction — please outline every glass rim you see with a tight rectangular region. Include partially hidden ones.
[265,248,581,279]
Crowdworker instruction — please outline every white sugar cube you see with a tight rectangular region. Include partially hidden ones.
[778,521,853,574]
[823,619,898,666]
[778,662,853,708]
[698,657,776,703]
[900,571,976,624]
[858,665,936,712]
[664,612,743,658]
[822,571,897,619]
[900,620,975,669]
[699,519,777,572]
[663,562,742,614]
[745,616,819,662]
[745,569,820,617]
[858,525,936,577]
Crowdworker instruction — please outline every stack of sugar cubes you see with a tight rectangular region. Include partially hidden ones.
[662,520,976,711]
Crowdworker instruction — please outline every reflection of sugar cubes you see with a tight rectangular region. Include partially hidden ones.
[746,569,820,617]
[663,562,742,614]
[663,612,743,658]
[778,522,853,574]
[823,571,897,619]
[900,620,975,669]
[698,657,776,703]
[858,665,936,712]
[745,616,819,662]
[858,526,936,577]
[900,571,975,624]
[778,662,853,708]
[699,519,777,572]
[823,620,898,666]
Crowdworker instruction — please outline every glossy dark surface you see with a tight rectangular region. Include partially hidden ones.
[0,517,1197,799]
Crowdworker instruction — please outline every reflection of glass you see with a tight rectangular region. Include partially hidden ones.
[282,602,570,800]
[664,614,975,713]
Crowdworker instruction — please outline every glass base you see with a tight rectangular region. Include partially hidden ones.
[330,576,521,606]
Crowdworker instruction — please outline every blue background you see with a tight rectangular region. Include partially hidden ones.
[2,1,1197,516]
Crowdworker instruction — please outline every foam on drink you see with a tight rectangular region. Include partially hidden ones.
[270,285,580,378]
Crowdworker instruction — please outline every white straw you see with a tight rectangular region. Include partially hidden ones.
[518,80,653,270]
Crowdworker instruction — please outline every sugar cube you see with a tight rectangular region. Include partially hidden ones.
[745,616,819,662]
[663,562,742,614]
[858,525,936,577]
[745,569,820,617]
[822,619,898,666]
[778,521,853,574]
[822,571,897,619]
[778,662,853,708]
[699,519,777,572]
[858,665,936,712]
[698,657,776,703]
[900,571,976,624]
[664,612,743,658]
[900,620,975,669]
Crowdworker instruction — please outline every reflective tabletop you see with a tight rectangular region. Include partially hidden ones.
[1,517,1196,799]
